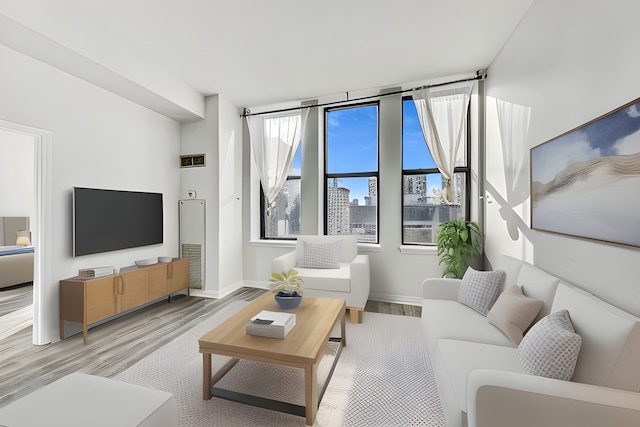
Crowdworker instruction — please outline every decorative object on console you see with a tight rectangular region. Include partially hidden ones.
[135,257,158,266]
[158,257,172,263]
[78,266,114,278]
[531,96,640,248]
[269,269,304,310]
[436,219,481,278]
[457,267,505,316]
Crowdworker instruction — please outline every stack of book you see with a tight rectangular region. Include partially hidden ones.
[246,310,296,339]
[78,267,115,278]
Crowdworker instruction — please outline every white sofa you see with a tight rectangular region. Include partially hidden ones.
[272,235,370,323]
[421,255,640,427]
[0,373,177,427]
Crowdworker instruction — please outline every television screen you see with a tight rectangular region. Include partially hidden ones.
[73,187,163,256]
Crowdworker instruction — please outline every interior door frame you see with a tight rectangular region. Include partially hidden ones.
[0,119,52,345]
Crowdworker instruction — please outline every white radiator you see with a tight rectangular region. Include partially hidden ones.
[179,200,205,290]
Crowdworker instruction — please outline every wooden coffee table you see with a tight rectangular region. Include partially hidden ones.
[199,293,346,426]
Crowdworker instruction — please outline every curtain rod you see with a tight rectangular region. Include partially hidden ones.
[241,69,486,117]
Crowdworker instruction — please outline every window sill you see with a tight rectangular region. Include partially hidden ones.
[249,239,383,252]
[249,239,296,248]
[399,245,438,255]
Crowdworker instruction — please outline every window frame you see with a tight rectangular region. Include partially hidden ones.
[401,96,471,245]
[323,101,380,243]
[259,176,301,240]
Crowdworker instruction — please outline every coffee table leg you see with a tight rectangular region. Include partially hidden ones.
[304,363,318,426]
[341,310,347,346]
[203,353,212,400]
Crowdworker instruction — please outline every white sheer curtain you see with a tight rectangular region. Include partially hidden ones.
[247,109,308,214]
[496,99,531,207]
[412,81,474,203]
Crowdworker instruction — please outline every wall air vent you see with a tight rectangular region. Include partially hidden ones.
[180,154,206,168]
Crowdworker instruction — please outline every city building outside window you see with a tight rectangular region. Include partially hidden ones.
[261,145,301,239]
[402,98,469,245]
[325,103,379,243]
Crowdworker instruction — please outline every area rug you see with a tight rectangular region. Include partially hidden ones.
[114,300,445,426]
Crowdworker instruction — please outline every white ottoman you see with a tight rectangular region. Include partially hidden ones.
[0,373,177,427]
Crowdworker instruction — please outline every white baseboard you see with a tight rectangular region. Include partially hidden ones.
[189,280,244,300]
[368,292,423,307]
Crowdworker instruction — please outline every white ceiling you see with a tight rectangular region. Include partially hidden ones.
[0,0,534,120]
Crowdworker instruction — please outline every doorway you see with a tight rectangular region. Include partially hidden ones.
[0,120,52,345]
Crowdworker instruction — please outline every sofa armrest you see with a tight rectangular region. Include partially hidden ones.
[421,278,461,301]
[271,250,297,273]
[348,254,370,309]
[467,369,640,427]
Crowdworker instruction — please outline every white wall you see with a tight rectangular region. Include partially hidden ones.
[180,95,243,298]
[0,43,182,343]
[485,0,640,317]
[0,128,34,219]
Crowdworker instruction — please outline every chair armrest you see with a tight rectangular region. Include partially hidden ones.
[348,254,370,309]
[421,278,461,300]
[271,250,297,273]
[467,369,640,427]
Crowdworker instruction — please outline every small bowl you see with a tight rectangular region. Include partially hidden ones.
[135,257,158,266]
[158,256,173,263]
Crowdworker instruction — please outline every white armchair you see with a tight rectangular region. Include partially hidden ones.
[272,235,370,323]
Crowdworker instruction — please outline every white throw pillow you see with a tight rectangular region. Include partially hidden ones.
[518,310,582,381]
[296,240,341,269]
[457,267,505,316]
[487,286,544,344]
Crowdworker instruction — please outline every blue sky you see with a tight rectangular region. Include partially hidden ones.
[290,100,437,202]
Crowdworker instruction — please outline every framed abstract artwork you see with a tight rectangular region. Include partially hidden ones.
[530,97,640,247]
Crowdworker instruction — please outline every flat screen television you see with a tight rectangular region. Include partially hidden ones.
[73,187,163,257]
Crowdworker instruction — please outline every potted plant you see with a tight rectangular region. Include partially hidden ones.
[436,219,482,279]
[269,269,304,310]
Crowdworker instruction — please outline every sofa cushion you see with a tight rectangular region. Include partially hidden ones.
[487,286,544,344]
[421,299,515,356]
[457,267,505,315]
[297,240,341,269]
[518,310,581,381]
[494,255,525,292]
[295,265,351,292]
[516,263,560,323]
[434,339,520,415]
[551,282,640,391]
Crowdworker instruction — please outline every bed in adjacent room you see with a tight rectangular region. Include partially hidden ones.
[0,246,34,289]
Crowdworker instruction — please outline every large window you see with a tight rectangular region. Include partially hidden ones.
[261,145,301,239]
[402,98,469,245]
[325,103,379,243]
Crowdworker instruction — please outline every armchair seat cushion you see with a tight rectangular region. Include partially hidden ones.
[296,264,351,293]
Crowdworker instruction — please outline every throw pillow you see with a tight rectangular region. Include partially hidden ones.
[296,240,341,269]
[487,286,544,344]
[457,267,505,316]
[518,310,582,381]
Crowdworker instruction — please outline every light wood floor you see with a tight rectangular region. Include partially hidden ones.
[0,287,420,408]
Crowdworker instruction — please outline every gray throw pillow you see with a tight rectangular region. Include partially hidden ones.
[296,240,341,269]
[518,310,582,381]
[457,267,505,316]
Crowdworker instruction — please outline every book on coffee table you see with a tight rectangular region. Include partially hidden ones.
[246,310,296,338]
